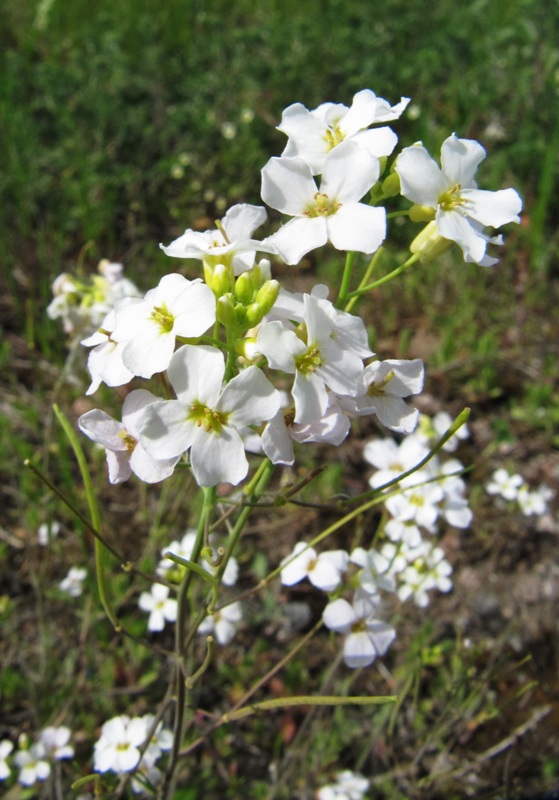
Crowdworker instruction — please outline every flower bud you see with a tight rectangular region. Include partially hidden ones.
[216,294,237,327]
[381,172,401,197]
[410,221,453,263]
[409,204,436,222]
[233,271,254,304]
[254,279,280,316]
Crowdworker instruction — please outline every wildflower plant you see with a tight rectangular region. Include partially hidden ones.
[28,86,523,797]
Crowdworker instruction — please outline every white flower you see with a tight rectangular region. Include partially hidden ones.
[385,474,444,530]
[38,521,60,545]
[317,769,370,800]
[485,468,524,501]
[323,590,395,668]
[59,566,87,598]
[339,358,424,433]
[278,88,409,174]
[111,274,216,379]
[262,394,350,466]
[257,294,366,426]
[517,485,552,517]
[0,740,13,780]
[198,602,242,645]
[138,584,178,632]
[94,715,148,774]
[261,141,386,264]
[350,547,396,594]
[39,726,74,760]
[79,389,180,484]
[81,306,135,395]
[281,543,349,592]
[137,345,280,487]
[139,714,173,767]
[161,204,274,275]
[14,742,50,786]
[396,134,522,265]
[396,544,453,607]
[364,435,429,489]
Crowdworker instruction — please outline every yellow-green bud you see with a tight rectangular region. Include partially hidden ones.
[244,302,264,327]
[410,221,453,264]
[254,279,280,316]
[204,260,234,296]
[409,204,436,222]
[235,336,259,361]
[381,172,401,197]
[234,272,254,304]
[216,294,237,327]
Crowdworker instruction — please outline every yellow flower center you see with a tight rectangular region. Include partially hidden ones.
[323,124,346,151]
[304,191,341,218]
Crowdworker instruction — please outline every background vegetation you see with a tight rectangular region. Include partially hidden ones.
[1,0,558,798]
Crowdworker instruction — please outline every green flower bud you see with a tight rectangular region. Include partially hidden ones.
[410,221,453,263]
[381,172,401,197]
[409,204,436,222]
[234,272,254,304]
[254,279,280,316]
[216,294,237,327]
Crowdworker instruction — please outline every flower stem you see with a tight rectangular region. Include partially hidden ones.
[335,250,355,309]
[346,252,421,298]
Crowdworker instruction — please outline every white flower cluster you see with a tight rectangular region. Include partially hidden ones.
[138,530,242,643]
[317,769,370,800]
[362,412,472,608]
[0,727,73,787]
[67,88,520,491]
[486,468,553,517]
[93,713,172,794]
[47,259,140,338]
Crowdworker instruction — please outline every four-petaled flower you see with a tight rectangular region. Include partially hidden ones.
[261,141,386,264]
[396,134,522,265]
[137,345,280,487]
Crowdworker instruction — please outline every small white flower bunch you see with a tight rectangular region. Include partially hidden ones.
[280,541,396,669]
[93,713,172,789]
[47,259,140,338]
[316,768,370,800]
[3,727,74,787]
[361,412,472,607]
[486,468,553,517]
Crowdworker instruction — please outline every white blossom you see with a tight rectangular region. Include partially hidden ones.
[79,389,180,484]
[138,584,178,632]
[93,715,147,774]
[111,274,216,379]
[396,134,522,265]
[281,543,349,592]
[278,88,409,175]
[261,141,385,264]
[323,590,395,668]
[59,566,87,598]
[137,345,280,487]
[198,602,243,645]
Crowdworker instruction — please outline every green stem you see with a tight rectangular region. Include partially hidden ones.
[335,251,355,309]
[164,486,216,799]
[344,247,384,314]
[346,251,421,298]
[52,405,120,631]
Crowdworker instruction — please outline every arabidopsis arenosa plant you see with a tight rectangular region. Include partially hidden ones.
[396,134,522,265]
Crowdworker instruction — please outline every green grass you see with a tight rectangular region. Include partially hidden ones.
[1,1,558,798]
